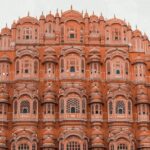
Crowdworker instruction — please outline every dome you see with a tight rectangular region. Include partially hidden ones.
[40,12,45,20]
[133,29,142,37]
[90,13,99,22]
[46,11,55,22]
[1,26,11,36]
[106,17,127,26]
[17,15,39,25]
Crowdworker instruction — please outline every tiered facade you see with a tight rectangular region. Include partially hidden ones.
[0,7,150,150]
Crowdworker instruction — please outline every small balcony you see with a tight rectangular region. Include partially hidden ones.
[13,113,38,122]
[59,113,87,121]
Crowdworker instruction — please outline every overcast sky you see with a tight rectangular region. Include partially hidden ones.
[0,0,150,37]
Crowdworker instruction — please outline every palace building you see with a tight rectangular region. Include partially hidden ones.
[0,6,150,150]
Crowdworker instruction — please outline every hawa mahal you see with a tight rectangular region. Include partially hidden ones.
[0,6,150,150]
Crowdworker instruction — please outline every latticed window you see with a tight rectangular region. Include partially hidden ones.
[20,101,30,113]
[117,144,128,150]
[67,141,80,150]
[66,99,80,113]
[116,101,125,114]
[18,144,29,150]
[109,101,113,114]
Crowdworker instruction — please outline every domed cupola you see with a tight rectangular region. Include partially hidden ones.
[39,12,45,20]
[46,11,55,22]
[1,25,11,36]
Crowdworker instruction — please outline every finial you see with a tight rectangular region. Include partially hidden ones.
[82,10,83,15]
[27,11,30,16]
[6,23,7,27]
[49,11,51,14]
[93,11,95,15]
[114,14,116,19]
[57,8,58,13]
[42,11,44,15]
[124,18,126,22]
[71,5,73,10]
[61,10,63,15]
[101,12,103,16]
[136,25,137,29]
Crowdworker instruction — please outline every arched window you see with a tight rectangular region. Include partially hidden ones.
[116,101,125,114]
[34,60,38,74]
[117,143,128,150]
[110,144,114,150]
[66,141,80,150]
[0,104,2,114]
[23,27,32,40]
[67,99,80,113]
[14,101,17,114]
[107,61,111,75]
[82,98,86,113]
[128,101,131,115]
[18,144,29,150]
[125,62,129,75]
[109,101,113,114]
[32,143,36,150]
[60,99,64,113]
[33,100,37,114]
[20,101,30,113]
[60,58,64,73]
[12,143,16,150]
[81,59,85,73]
[16,60,20,74]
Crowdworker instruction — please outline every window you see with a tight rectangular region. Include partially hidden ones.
[107,61,111,75]
[70,66,75,72]
[125,62,129,75]
[33,101,37,114]
[16,60,20,74]
[34,60,38,74]
[20,101,30,113]
[116,69,120,74]
[14,101,17,114]
[112,28,121,41]
[0,104,2,114]
[60,99,64,113]
[67,141,80,150]
[18,144,29,150]
[60,58,64,73]
[23,27,32,40]
[67,99,80,113]
[117,144,128,150]
[82,99,86,113]
[32,143,36,150]
[109,101,113,114]
[110,144,114,150]
[116,101,125,114]
[128,101,131,115]
[70,33,75,38]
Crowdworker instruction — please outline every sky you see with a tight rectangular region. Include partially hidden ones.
[0,0,150,37]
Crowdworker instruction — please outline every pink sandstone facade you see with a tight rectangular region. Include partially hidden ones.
[0,7,150,150]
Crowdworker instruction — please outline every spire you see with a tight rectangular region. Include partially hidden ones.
[93,11,95,15]
[114,14,116,19]
[84,10,89,18]
[5,23,7,28]
[55,8,59,17]
[27,11,30,17]
[136,25,137,29]
[70,5,73,10]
